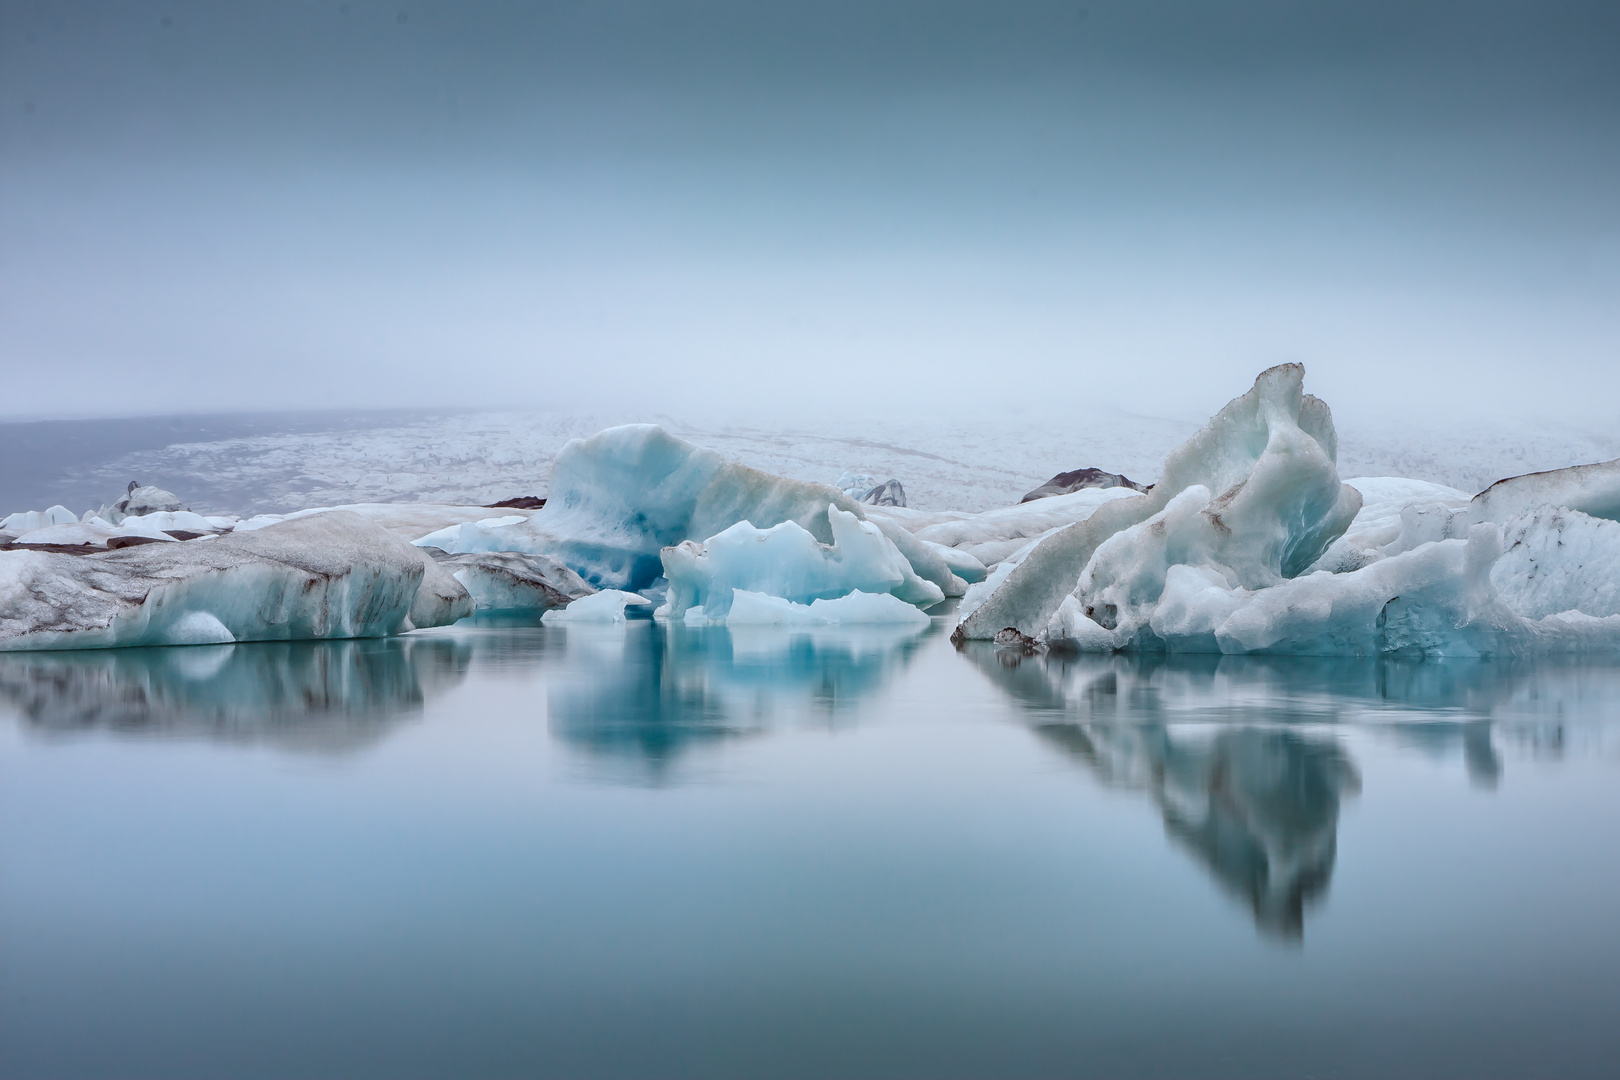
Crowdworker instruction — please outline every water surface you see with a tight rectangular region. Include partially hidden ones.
[1,612,1616,1078]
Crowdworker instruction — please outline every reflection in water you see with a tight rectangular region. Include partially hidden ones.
[1035,718,1357,937]
[0,636,471,754]
[960,646,1620,937]
[547,619,937,783]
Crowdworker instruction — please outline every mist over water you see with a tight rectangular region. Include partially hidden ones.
[4,1,1618,425]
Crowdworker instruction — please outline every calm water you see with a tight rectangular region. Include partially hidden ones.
[1,610,1617,1079]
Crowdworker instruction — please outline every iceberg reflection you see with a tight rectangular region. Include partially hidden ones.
[966,646,1620,934]
[0,636,471,754]
[547,618,937,782]
[1034,717,1357,938]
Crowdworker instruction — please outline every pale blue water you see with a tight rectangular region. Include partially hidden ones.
[1,610,1617,1078]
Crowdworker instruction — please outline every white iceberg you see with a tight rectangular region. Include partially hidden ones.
[2,505,79,533]
[956,363,1620,655]
[1471,456,1620,525]
[723,589,933,627]
[657,504,944,620]
[957,363,1361,642]
[0,511,471,652]
[1308,477,1472,573]
[10,510,238,550]
[87,484,186,525]
[540,589,651,624]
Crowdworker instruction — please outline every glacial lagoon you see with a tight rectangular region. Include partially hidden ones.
[1,610,1617,1079]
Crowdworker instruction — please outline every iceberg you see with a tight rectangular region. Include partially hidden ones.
[430,425,879,591]
[860,479,907,507]
[1041,499,1620,657]
[957,364,1361,642]
[434,550,594,612]
[891,486,1143,569]
[88,483,185,525]
[1471,456,1620,525]
[0,512,468,652]
[9,510,238,550]
[658,504,945,619]
[1308,477,1471,573]
[1020,467,1148,503]
[540,589,651,624]
[1,505,79,534]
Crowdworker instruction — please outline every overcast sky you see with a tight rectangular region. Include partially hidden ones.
[3,1,1617,424]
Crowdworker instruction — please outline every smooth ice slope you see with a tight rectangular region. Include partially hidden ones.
[957,364,1361,642]
[659,505,944,619]
[432,425,877,591]
[0,512,468,652]
[1471,457,1620,525]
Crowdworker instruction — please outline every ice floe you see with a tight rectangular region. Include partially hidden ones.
[540,589,652,623]
[0,512,467,652]
[657,504,944,620]
[722,589,933,627]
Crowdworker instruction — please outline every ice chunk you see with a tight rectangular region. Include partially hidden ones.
[410,550,476,629]
[90,484,185,525]
[1021,467,1148,503]
[410,516,528,551]
[860,479,907,507]
[243,504,539,542]
[659,504,944,619]
[0,511,463,652]
[1,505,78,533]
[435,550,594,611]
[836,472,878,500]
[956,364,1361,642]
[440,425,874,591]
[867,517,968,597]
[1045,515,1620,658]
[908,487,1141,555]
[724,589,933,627]
[540,589,651,623]
[1471,456,1620,524]
[1492,506,1620,619]
[1309,478,1472,573]
[921,539,988,583]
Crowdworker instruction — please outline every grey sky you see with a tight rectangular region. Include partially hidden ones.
[3,1,1617,423]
